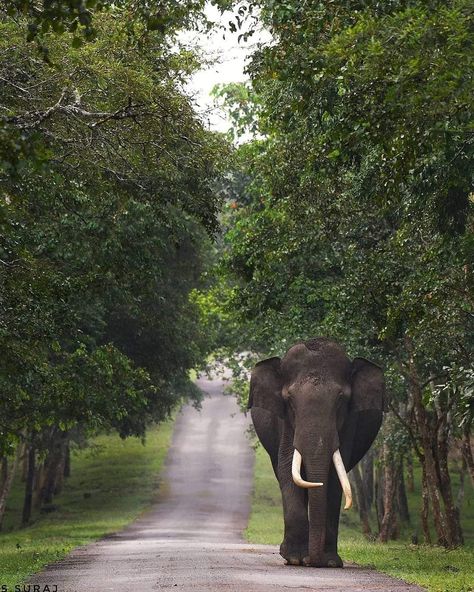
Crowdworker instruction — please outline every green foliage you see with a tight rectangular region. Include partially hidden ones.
[212,82,262,141]
[0,0,257,58]
[0,12,227,456]
[205,0,473,413]
[1,0,209,48]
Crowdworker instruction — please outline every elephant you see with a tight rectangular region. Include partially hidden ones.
[248,337,385,568]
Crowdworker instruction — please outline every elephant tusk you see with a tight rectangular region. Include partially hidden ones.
[291,449,324,489]
[333,449,353,510]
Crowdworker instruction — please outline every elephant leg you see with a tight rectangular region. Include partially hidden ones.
[324,465,343,567]
[278,450,309,565]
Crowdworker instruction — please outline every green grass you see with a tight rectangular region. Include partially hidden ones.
[245,447,474,592]
[0,420,174,588]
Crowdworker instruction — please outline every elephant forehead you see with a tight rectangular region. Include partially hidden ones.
[282,340,350,383]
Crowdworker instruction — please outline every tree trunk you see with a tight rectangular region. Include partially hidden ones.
[22,443,36,526]
[53,436,68,496]
[405,339,450,546]
[0,447,20,529]
[461,420,474,487]
[378,443,399,542]
[0,457,7,491]
[352,464,372,537]
[361,449,374,508]
[34,461,49,509]
[435,405,463,546]
[415,415,447,545]
[420,464,432,544]
[375,461,384,533]
[397,459,410,523]
[63,443,71,478]
[21,441,28,482]
[39,431,69,505]
[406,454,415,493]
[348,471,358,510]
[34,463,43,492]
[457,457,466,509]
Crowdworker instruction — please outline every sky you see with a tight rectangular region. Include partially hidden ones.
[182,4,271,133]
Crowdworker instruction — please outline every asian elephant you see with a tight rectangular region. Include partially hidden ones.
[248,337,385,568]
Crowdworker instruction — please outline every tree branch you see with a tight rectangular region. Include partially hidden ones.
[4,91,148,130]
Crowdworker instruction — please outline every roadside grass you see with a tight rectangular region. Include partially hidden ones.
[0,420,174,589]
[245,446,474,592]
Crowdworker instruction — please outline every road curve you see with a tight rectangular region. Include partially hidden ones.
[31,375,424,592]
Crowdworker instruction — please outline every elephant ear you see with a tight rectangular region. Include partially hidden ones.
[248,357,285,418]
[345,357,385,471]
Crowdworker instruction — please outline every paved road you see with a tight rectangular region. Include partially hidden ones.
[32,375,424,591]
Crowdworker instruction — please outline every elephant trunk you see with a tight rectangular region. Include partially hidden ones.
[304,454,331,565]
[292,439,352,566]
[291,449,323,489]
[291,448,352,509]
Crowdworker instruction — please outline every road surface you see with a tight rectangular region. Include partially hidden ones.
[32,375,424,591]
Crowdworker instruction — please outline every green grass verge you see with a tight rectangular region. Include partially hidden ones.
[245,446,474,592]
[0,420,174,588]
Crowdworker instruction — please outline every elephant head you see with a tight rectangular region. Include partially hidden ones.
[248,338,385,566]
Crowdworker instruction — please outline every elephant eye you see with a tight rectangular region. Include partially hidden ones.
[338,390,350,402]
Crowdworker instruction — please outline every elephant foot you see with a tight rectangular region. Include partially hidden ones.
[284,557,303,566]
[303,553,343,568]
[280,541,308,567]
[324,552,343,567]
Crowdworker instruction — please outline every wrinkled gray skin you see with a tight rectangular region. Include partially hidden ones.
[248,338,385,568]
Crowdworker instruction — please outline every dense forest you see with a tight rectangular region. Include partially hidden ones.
[0,0,473,558]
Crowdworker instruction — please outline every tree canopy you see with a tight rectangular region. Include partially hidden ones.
[0,5,228,523]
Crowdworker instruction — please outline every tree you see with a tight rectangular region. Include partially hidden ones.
[0,10,226,523]
[204,0,473,547]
